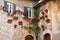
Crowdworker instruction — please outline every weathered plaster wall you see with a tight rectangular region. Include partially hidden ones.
[0,9,36,40]
[40,1,60,40]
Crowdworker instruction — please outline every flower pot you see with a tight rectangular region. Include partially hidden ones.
[46,19,50,23]
[14,25,17,29]
[18,21,22,25]
[7,19,12,24]
[41,12,45,15]
[45,9,48,13]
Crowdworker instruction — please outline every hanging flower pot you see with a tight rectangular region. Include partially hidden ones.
[7,19,12,24]
[14,24,17,29]
[46,19,50,23]
[45,9,48,13]
[18,21,22,25]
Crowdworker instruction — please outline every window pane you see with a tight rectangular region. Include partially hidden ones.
[27,8,31,17]
[24,7,31,18]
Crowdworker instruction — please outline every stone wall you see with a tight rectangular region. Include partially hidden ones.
[0,10,36,40]
[0,10,14,40]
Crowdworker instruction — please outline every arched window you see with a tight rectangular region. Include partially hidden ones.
[44,33,51,40]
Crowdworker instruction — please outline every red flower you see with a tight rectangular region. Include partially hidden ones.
[41,25,45,31]
[40,16,45,19]
[41,25,44,27]
[45,15,48,18]
[42,12,45,15]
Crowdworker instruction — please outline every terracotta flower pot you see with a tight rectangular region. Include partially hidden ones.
[7,19,12,24]
[18,21,22,25]
[46,19,50,23]
[14,25,17,29]
[45,9,48,13]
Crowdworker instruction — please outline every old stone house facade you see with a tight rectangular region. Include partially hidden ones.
[0,0,60,40]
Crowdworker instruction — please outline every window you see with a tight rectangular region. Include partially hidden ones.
[24,7,32,18]
[7,3,11,13]
[4,1,16,14]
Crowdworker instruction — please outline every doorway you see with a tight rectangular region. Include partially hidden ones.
[25,35,34,40]
[44,33,51,40]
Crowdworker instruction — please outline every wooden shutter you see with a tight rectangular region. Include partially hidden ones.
[24,7,28,18]
[13,4,16,13]
[4,1,8,12]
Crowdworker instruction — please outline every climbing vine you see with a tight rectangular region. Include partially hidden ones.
[23,5,41,40]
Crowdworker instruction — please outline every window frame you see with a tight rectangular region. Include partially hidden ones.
[24,7,32,18]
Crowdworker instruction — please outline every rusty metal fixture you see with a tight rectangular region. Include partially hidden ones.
[7,19,12,24]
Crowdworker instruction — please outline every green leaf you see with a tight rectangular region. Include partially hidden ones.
[23,26,29,30]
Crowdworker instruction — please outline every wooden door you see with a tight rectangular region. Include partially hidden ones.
[25,35,34,40]
[44,33,51,40]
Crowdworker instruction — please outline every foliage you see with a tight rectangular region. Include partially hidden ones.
[22,4,41,40]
